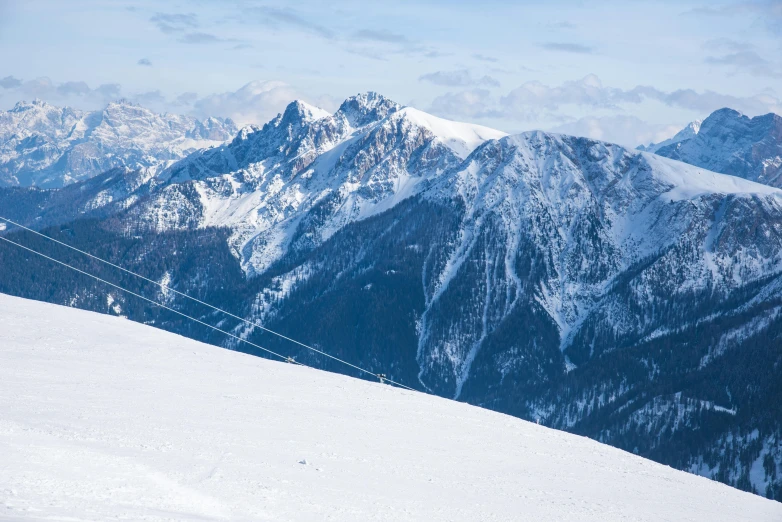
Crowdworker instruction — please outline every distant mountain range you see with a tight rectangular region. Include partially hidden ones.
[0,99,237,188]
[1,94,781,502]
[640,108,782,187]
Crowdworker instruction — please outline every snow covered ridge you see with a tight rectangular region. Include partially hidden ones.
[1,294,780,521]
[641,107,782,188]
[0,99,237,188]
[148,98,778,281]
[30,93,782,282]
[135,92,507,274]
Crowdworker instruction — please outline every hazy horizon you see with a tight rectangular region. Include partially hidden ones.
[2,0,781,146]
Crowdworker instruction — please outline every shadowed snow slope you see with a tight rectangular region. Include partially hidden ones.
[0,294,780,521]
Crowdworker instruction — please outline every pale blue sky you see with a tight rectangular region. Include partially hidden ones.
[1,0,781,145]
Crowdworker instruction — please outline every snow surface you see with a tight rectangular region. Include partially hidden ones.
[641,151,782,200]
[393,107,508,159]
[1,294,780,521]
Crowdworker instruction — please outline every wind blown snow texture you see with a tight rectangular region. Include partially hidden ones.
[1,294,780,521]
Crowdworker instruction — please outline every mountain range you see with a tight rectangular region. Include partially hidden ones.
[640,108,782,188]
[1,94,781,501]
[0,99,236,188]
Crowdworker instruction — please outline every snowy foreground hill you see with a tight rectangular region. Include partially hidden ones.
[1,294,780,521]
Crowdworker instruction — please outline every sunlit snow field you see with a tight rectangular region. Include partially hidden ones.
[1,294,780,521]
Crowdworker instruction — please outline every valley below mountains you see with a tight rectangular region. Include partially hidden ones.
[1,93,781,501]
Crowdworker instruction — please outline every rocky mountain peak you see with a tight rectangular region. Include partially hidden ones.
[11,98,47,110]
[696,107,746,136]
[105,98,139,108]
[645,107,782,187]
[638,120,701,153]
[280,100,330,124]
[337,91,402,128]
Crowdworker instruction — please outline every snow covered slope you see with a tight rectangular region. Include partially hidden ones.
[0,99,237,188]
[0,294,780,521]
[395,106,507,159]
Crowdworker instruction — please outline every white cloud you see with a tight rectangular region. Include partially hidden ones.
[0,77,122,110]
[428,89,500,119]
[425,75,782,143]
[499,75,782,119]
[644,87,782,116]
[702,38,781,78]
[189,81,317,126]
[0,76,22,89]
[0,76,328,127]
[551,115,682,148]
[419,70,500,88]
[500,75,641,115]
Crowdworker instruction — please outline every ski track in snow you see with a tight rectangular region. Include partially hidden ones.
[1,294,781,521]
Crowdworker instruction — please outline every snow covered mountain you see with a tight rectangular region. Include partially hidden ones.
[638,119,702,153]
[2,293,780,521]
[0,99,237,188]
[129,92,507,274]
[642,108,782,187]
[414,132,782,394]
[2,94,782,501]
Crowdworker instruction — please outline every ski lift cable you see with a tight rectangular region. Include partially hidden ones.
[0,234,305,366]
[0,216,415,392]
